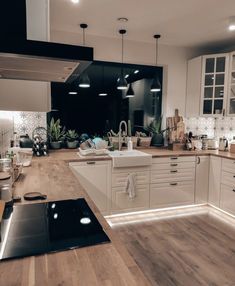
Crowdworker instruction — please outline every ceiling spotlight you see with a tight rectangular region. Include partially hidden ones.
[117,17,128,22]
[68,91,78,95]
[71,0,79,3]
[134,70,139,74]
[99,93,108,97]
[125,74,129,79]
[228,16,235,31]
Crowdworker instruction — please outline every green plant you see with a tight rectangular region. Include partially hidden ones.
[66,129,78,142]
[47,118,65,142]
[145,117,168,135]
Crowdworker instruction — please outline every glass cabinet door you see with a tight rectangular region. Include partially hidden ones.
[201,55,228,116]
[227,53,235,115]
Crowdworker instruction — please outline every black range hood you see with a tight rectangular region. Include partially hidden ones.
[0,1,93,83]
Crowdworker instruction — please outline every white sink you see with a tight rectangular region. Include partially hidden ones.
[108,150,152,168]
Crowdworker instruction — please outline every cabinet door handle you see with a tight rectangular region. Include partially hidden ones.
[197,157,200,164]
[170,170,178,173]
[170,163,178,167]
[86,161,96,165]
[223,109,225,117]
[170,182,178,186]
[170,157,178,160]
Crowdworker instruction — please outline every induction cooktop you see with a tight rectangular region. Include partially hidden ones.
[0,198,110,260]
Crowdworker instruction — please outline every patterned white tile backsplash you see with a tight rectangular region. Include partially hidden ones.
[185,117,235,140]
[0,111,47,157]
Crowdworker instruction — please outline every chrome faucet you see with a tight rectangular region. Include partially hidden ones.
[118,121,127,150]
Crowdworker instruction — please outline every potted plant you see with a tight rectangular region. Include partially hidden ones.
[47,118,65,149]
[66,129,79,149]
[145,117,168,147]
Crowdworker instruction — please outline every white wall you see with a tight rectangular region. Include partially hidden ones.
[51,30,201,118]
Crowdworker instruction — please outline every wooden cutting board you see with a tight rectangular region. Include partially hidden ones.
[0,200,5,223]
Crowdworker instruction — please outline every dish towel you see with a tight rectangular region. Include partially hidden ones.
[125,173,136,199]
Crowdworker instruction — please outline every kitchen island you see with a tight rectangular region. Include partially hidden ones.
[0,152,150,286]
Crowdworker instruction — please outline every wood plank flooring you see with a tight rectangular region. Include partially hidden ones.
[108,207,235,286]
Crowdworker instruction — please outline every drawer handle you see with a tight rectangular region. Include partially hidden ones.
[170,170,178,173]
[170,182,178,186]
[86,161,96,165]
[170,157,178,160]
[170,163,178,167]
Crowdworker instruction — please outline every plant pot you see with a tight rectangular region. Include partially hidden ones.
[151,133,164,147]
[67,140,78,149]
[50,141,61,149]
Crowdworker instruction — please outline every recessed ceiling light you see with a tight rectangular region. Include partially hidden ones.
[99,93,108,96]
[71,0,79,3]
[80,217,91,225]
[134,70,139,74]
[117,17,128,22]
[125,74,129,79]
[69,91,78,95]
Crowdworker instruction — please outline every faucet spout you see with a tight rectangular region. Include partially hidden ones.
[118,121,128,150]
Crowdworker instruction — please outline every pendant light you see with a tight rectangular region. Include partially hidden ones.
[78,23,90,88]
[126,83,135,98]
[117,29,128,90]
[99,65,108,96]
[150,34,161,93]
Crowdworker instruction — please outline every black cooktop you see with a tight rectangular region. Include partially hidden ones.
[0,198,110,261]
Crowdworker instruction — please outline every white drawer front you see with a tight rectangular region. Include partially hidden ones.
[150,181,195,208]
[220,184,235,215]
[221,171,235,187]
[151,168,195,183]
[151,161,195,171]
[222,159,235,174]
[112,171,150,188]
[152,156,195,164]
[111,185,149,211]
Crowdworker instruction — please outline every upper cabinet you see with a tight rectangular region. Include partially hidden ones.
[186,52,234,117]
[227,52,235,115]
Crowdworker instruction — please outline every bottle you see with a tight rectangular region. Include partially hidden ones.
[127,137,133,151]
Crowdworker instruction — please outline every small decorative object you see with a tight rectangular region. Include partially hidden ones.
[32,127,48,156]
[47,118,65,149]
[66,129,79,149]
[136,132,152,147]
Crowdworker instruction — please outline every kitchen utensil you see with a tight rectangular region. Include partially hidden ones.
[23,192,47,201]
[207,139,218,150]
[19,134,33,148]
[219,137,228,151]
[0,184,13,205]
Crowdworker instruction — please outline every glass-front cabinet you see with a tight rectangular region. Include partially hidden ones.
[227,52,235,116]
[201,54,229,116]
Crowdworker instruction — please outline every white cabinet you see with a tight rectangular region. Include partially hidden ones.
[111,166,150,213]
[227,52,235,116]
[186,53,230,117]
[0,79,51,112]
[150,156,195,208]
[208,156,222,207]
[69,161,111,215]
[195,156,209,204]
[220,158,235,215]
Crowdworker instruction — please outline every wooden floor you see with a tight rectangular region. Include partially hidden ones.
[108,207,235,286]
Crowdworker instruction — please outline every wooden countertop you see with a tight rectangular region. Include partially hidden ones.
[0,152,150,286]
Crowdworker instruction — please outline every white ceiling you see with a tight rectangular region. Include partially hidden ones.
[50,0,235,49]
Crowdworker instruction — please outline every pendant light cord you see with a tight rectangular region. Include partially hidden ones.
[83,28,85,46]
[155,38,158,66]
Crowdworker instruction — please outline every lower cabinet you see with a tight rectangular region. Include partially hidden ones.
[208,157,222,207]
[220,184,235,215]
[69,161,111,215]
[195,156,209,204]
[111,185,149,213]
[150,181,195,208]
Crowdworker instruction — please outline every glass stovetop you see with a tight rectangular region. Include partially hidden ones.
[0,198,110,261]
